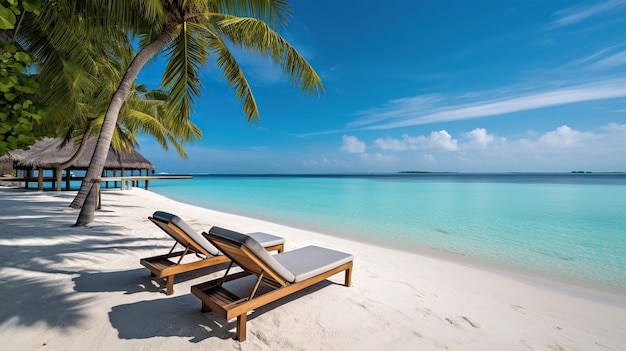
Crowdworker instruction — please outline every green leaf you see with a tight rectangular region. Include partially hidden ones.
[14,52,33,65]
[0,5,16,29]
[23,0,43,13]
[9,62,26,72]
[1,43,17,53]
[0,76,14,89]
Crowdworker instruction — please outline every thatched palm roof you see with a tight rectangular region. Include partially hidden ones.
[2,139,50,162]
[16,138,155,170]
[1,140,56,174]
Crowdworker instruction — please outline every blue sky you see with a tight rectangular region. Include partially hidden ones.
[137,0,626,174]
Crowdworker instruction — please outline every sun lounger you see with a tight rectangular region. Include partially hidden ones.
[140,211,285,295]
[191,226,353,341]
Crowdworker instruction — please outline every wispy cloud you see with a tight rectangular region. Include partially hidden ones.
[350,79,626,131]
[348,95,444,128]
[569,43,626,70]
[591,50,626,69]
[550,0,626,28]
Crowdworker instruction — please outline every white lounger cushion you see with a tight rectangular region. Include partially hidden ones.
[209,226,296,282]
[153,211,285,257]
[273,246,354,283]
[246,232,286,248]
[208,226,353,283]
[153,211,220,256]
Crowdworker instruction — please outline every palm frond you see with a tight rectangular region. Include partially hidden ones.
[210,15,324,97]
[161,20,210,120]
[212,0,292,29]
[196,22,260,122]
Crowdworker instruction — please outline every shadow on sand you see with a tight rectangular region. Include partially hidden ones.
[108,279,333,342]
[0,188,165,329]
[1,188,341,343]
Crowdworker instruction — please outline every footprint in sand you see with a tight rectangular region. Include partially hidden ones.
[459,316,480,328]
[547,344,568,351]
[445,317,459,327]
[415,307,431,317]
[510,304,524,311]
[445,316,481,329]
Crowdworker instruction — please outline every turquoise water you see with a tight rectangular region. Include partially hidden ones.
[149,173,626,292]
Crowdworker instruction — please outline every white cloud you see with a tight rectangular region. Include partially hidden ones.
[360,152,395,163]
[533,125,590,148]
[428,130,459,151]
[340,135,366,153]
[147,123,626,173]
[551,0,626,28]
[344,80,626,133]
[374,130,458,152]
[592,50,626,69]
[568,44,626,72]
[462,128,505,149]
[373,125,612,156]
[374,136,411,151]
[349,95,444,128]
[601,122,626,134]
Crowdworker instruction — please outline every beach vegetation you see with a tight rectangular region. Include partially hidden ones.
[57,1,323,226]
[4,1,201,189]
[52,82,202,191]
[0,0,45,156]
[1,1,322,225]
[0,42,44,155]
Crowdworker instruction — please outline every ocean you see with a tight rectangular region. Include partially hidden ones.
[148,173,626,293]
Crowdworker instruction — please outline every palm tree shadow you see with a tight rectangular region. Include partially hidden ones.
[0,188,168,328]
[0,274,91,329]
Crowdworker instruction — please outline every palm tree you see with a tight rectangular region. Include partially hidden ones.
[67,1,323,225]
[109,84,202,158]
[53,83,202,191]
[17,6,201,191]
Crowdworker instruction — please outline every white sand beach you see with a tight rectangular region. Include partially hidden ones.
[1,186,625,350]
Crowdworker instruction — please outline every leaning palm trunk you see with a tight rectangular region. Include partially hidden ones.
[55,122,94,191]
[73,26,180,225]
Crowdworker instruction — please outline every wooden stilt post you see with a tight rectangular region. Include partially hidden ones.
[37,168,43,191]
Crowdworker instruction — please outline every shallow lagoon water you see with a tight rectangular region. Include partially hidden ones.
[149,173,626,292]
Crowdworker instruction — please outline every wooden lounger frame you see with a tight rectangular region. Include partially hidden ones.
[140,217,284,295]
[191,235,353,342]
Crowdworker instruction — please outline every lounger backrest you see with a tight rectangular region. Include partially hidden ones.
[151,211,220,256]
[207,226,296,283]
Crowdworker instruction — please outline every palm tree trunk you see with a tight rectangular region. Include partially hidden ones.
[73,25,179,226]
[55,121,94,191]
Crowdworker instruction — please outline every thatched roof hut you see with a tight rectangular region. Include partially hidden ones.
[0,139,49,174]
[17,137,155,171]
[3,137,155,190]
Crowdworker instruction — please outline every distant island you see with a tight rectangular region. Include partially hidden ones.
[571,171,626,174]
[398,171,459,174]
